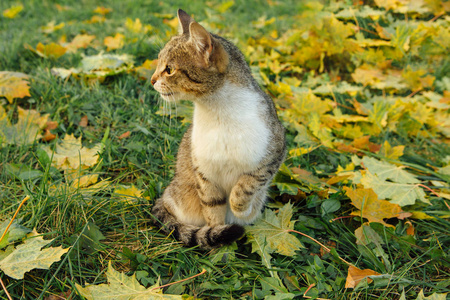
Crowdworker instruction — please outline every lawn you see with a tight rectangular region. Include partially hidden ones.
[0,0,449,299]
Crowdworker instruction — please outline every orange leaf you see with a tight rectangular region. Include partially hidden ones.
[46,121,58,130]
[344,186,403,227]
[405,221,415,236]
[42,129,56,142]
[104,33,124,51]
[345,265,380,288]
[0,71,31,103]
[79,115,88,127]
[118,131,131,139]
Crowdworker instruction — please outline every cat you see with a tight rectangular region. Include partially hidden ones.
[150,9,286,249]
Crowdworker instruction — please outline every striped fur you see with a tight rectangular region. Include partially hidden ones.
[150,9,286,249]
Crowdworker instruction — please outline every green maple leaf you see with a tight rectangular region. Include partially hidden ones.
[400,289,448,300]
[0,229,69,280]
[76,261,182,300]
[360,172,429,206]
[354,156,419,184]
[246,203,303,264]
[0,219,32,248]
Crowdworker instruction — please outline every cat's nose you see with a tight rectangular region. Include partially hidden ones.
[150,74,157,85]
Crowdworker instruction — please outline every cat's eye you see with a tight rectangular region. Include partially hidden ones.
[165,66,174,75]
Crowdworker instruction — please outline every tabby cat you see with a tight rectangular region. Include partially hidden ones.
[151,9,285,249]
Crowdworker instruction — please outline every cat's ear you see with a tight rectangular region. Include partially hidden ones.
[177,9,192,35]
[189,21,213,65]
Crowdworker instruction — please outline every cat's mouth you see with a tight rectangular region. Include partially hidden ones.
[160,92,176,97]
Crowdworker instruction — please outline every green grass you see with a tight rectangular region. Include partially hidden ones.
[1,0,449,299]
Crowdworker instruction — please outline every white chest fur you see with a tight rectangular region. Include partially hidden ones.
[191,82,270,194]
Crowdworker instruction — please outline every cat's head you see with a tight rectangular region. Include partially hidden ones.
[151,9,229,102]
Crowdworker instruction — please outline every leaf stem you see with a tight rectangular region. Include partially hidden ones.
[0,195,30,244]
[287,229,353,266]
[150,268,207,291]
[0,195,29,300]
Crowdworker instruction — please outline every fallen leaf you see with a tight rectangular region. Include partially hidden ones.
[344,186,404,227]
[79,115,88,127]
[0,71,31,103]
[246,202,303,258]
[0,106,49,146]
[134,59,158,80]
[405,221,415,236]
[104,33,125,51]
[114,184,149,203]
[0,229,69,280]
[345,265,381,288]
[3,5,23,18]
[26,43,67,59]
[65,34,96,53]
[118,131,130,139]
[41,134,103,171]
[40,21,65,34]
[354,224,384,246]
[51,53,134,81]
[360,172,428,206]
[75,261,182,299]
[93,6,112,15]
[378,140,404,159]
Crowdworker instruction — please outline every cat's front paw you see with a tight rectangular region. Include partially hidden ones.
[230,199,253,219]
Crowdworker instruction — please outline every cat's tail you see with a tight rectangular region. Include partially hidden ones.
[151,199,245,249]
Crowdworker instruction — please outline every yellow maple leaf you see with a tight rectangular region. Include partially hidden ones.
[40,21,65,34]
[26,43,67,59]
[345,265,381,288]
[378,140,404,159]
[3,4,23,19]
[344,186,404,227]
[114,184,149,203]
[0,71,30,103]
[125,18,153,34]
[65,34,96,53]
[134,59,158,80]
[93,6,112,15]
[0,106,49,146]
[84,15,105,24]
[104,33,125,51]
[42,134,103,171]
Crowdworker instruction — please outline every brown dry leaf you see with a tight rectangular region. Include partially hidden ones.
[405,221,415,236]
[104,33,125,51]
[79,115,88,127]
[0,71,31,103]
[42,130,56,142]
[46,121,58,130]
[118,131,131,139]
[344,186,403,227]
[65,34,96,53]
[335,136,381,154]
[345,265,380,288]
